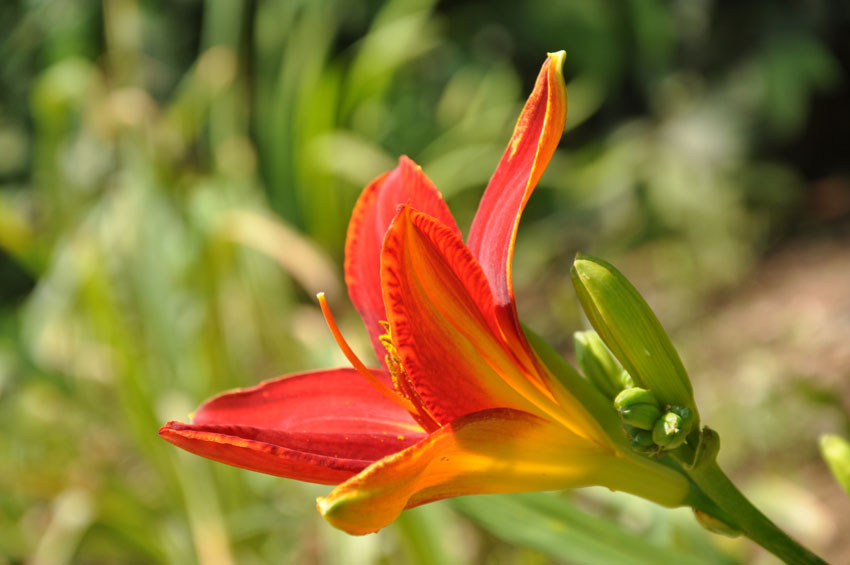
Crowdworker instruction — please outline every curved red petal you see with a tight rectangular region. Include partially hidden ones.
[467,52,567,339]
[345,156,460,366]
[193,368,424,435]
[160,368,427,484]
[381,207,558,425]
[159,422,420,484]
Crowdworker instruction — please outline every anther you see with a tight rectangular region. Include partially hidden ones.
[317,293,416,414]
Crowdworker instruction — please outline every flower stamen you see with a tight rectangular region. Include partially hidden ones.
[317,293,417,414]
[378,321,441,431]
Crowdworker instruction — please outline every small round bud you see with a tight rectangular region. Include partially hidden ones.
[668,405,694,436]
[614,387,662,430]
[620,403,663,430]
[652,411,688,450]
[625,426,655,451]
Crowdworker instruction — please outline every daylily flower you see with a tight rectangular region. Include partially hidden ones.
[160,52,695,535]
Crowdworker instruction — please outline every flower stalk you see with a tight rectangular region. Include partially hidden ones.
[685,460,827,565]
[570,253,827,563]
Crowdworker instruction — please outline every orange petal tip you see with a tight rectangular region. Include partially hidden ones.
[547,50,566,71]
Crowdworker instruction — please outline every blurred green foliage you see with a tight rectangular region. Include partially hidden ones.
[1,0,848,563]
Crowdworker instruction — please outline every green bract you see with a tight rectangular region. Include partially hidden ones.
[570,253,699,427]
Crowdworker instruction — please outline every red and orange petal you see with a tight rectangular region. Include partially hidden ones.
[345,156,460,366]
[191,368,424,435]
[380,207,563,426]
[467,51,567,347]
[158,368,427,484]
[160,422,421,485]
[317,408,612,534]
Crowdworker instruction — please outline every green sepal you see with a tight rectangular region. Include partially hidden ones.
[691,427,720,469]
[570,253,699,425]
[820,434,850,496]
[574,330,632,399]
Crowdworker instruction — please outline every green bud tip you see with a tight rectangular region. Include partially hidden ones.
[668,405,695,436]
[652,411,688,450]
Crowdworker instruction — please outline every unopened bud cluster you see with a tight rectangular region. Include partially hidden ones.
[614,387,694,452]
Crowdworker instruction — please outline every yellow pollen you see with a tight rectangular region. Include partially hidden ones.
[379,323,406,390]
[376,320,441,431]
[317,293,415,414]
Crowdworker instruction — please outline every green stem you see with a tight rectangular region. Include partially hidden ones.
[687,461,826,564]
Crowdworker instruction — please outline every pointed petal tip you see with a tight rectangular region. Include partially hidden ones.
[466,50,568,319]
[397,155,419,170]
[159,421,192,441]
[317,493,378,535]
[547,50,566,71]
[159,421,186,439]
[315,494,337,520]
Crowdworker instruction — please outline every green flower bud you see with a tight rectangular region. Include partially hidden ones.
[652,411,688,450]
[571,254,699,427]
[620,403,663,430]
[668,405,694,436]
[624,426,655,451]
[614,387,662,431]
[574,330,628,400]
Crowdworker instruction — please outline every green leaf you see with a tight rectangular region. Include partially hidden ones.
[571,253,698,421]
[453,492,710,565]
[393,504,465,565]
[820,434,850,496]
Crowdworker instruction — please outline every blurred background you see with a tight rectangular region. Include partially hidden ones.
[1,0,849,563]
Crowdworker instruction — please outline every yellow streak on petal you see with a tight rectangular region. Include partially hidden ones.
[508,131,523,159]
[318,407,692,535]
[317,409,616,535]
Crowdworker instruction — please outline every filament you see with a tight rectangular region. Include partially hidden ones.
[317,293,416,414]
